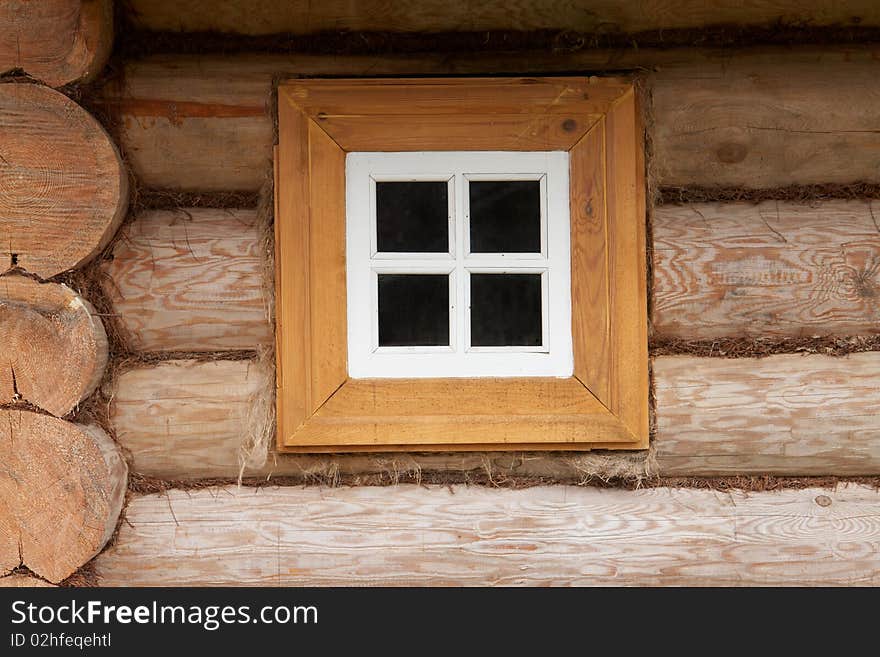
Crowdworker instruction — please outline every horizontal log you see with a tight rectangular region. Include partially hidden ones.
[652,49,880,187]
[0,0,113,87]
[110,359,645,480]
[653,200,880,339]
[125,0,880,34]
[654,352,880,475]
[101,200,880,355]
[101,209,272,351]
[95,483,880,586]
[110,359,272,479]
[100,47,880,191]
[112,354,880,478]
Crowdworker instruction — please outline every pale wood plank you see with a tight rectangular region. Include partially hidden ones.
[112,355,880,477]
[0,0,113,87]
[126,0,880,34]
[100,209,272,351]
[110,359,273,479]
[95,484,880,586]
[654,352,880,475]
[653,49,880,187]
[101,48,880,191]
[653,200,880,339]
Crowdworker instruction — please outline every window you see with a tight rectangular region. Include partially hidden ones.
[275,77,648,452]
[346,151,572,378]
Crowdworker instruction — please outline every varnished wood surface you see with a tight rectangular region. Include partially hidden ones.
[654,353,880,475]
[0,411,126,584]
[653,200,880,339]
[0,0,113,87]
[0,83,127,277]
[100,209,272,351]
[96,483,880,586]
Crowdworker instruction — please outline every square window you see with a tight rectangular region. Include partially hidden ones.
[377,273,450,347]
[469,273,543,347]
[468,180,542,253]
[346,151,572,379]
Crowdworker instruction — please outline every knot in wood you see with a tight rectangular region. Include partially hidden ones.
[814,495,832,507]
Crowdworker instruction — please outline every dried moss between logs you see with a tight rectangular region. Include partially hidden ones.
[114,24,880,59]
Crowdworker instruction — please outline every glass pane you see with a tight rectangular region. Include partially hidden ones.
[470,273,542,347]
[378,274,450,346]
[376,181,449,252]
[469,180,541,253]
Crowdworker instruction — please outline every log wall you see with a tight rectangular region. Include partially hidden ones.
[91,44,880,480]
[100,48,880,191]
[6,4,880,587]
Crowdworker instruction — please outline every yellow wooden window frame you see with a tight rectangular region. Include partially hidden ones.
[275,77,648,453]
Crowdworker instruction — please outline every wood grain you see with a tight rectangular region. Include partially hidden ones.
[0,0,113,87]
[0,83,128,277]
[100,209,272,351]
[653,49,880,187]
[101,47,880,191]
[125,0,880,34]
[653,200,880,339]
[0,275,108,416]
[654,353,880,475]
[275,78,642,451]
[96,483,880,586]
[0,411,127,583]
[110,359,274,479]
[285,77,624,152]
[570,120,610,406]
[605,90,649,441]
[306,123,347,415]
[112,354,880,477]
[0,575,55,588]
[111,360,643,477]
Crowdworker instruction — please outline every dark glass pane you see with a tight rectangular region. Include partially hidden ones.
[378,274,449,346]
[376,181,449,252]
[469,181,541,253]
[470,274,542,347]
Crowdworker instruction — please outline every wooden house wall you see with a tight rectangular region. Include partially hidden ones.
[2,1,880,586]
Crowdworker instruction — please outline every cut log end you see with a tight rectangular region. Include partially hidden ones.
[0,276,108,416]
[0,574,56,588]
[0,83,127,278]
[0,0,114,87]
[0,411,127,583]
